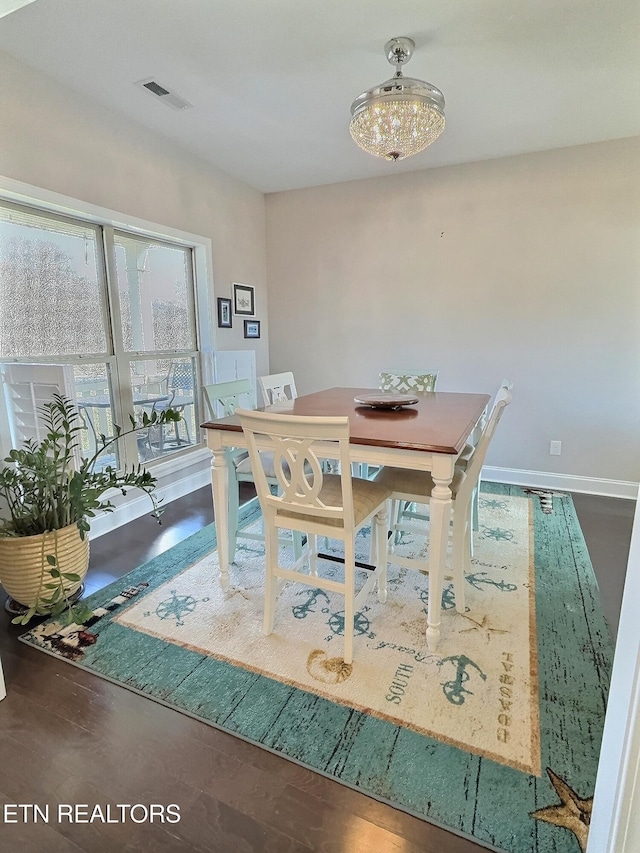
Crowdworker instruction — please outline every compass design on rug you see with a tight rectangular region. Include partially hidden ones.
[418,582,467,612]
[327,609,370,639]
[530,767,593,852]
[145,589,209,627]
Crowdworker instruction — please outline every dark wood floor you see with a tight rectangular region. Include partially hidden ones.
[0,487,634,852]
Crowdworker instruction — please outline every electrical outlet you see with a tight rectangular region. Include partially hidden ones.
[550,440,562,456]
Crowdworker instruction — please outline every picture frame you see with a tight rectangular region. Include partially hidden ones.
[217,297,232,328]
[243,319,261,339]
[233,282,255,316]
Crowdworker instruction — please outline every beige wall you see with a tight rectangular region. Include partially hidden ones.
[2,49,639,487]
[0,51,270,376]
[266,138,640,486]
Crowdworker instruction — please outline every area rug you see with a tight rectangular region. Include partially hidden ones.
[19,484,614,853]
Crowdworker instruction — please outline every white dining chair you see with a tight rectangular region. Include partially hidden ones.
[373,384,512,614]
[258,371,298,406]
[361,368,439,483]
[203,379,302,564]
[378,369,439,394]
[0,655,6,701]
[237,408,392,664]
[390,378,511,552]
[457,379,514,535]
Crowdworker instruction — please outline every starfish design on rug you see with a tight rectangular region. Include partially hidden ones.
[459,613,509,642]
[530,767,592,852]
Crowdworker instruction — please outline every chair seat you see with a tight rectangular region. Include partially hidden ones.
[279,474,392,529]
[236,450,280,478]
[374,465,466,501]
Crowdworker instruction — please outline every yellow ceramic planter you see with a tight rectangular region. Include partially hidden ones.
[0,523,90,608]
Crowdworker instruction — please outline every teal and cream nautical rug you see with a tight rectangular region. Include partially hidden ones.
[19,484,614,853]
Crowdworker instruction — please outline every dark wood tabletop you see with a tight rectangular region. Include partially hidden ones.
[202,386,490,455]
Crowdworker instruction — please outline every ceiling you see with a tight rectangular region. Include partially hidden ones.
[0,0,638,193]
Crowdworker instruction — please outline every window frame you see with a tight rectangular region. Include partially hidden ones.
[0,175,216,471]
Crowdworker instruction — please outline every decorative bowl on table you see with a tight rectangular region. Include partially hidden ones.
[353,393,419,410]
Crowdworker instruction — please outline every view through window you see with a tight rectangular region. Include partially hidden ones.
[0,200,201,470]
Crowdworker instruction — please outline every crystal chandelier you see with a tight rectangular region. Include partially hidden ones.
[350,37,445,161]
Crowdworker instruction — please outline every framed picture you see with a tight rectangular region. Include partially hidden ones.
[217,297,232,328]
[244,319,261,339]
[233,282,255,316]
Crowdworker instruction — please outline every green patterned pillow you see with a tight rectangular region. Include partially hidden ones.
[379,371,439,393]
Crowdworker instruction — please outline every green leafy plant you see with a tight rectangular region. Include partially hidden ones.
[0,393,181,625]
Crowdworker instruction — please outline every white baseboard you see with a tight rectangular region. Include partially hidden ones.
[483,466,639,501]
[87,460,637,540]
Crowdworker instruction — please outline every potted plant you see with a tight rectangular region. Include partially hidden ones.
[0,393,180,626]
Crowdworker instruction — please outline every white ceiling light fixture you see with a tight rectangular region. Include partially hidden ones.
[350,37,445,162]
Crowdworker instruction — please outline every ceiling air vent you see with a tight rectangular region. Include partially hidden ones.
[136,78,193,111]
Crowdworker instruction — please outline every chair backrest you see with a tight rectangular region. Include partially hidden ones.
[460,383,512,499]
[379,370,439,394]
[202,378,253,419]
[468,378,514,446]
[237,408,354,532]
[258,371,298,406]
[167,360,194,393]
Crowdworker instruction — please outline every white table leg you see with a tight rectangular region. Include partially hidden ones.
[426,455,454,652]
[0,656,6,701]
[210,440,231,592]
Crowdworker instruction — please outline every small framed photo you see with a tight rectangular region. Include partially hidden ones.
[217,297,232,328]
[244,319,261,339]
[233,282,255,316]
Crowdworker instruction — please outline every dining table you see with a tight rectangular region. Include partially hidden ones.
[201,386,491,652]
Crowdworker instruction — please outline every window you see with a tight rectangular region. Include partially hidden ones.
[0,199,203,470]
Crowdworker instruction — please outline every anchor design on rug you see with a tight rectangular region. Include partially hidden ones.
[146,589,209,627]
[466,572,517,592]
[292,588,331,619]
[530,767,593,852]
[438,654,487,705]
